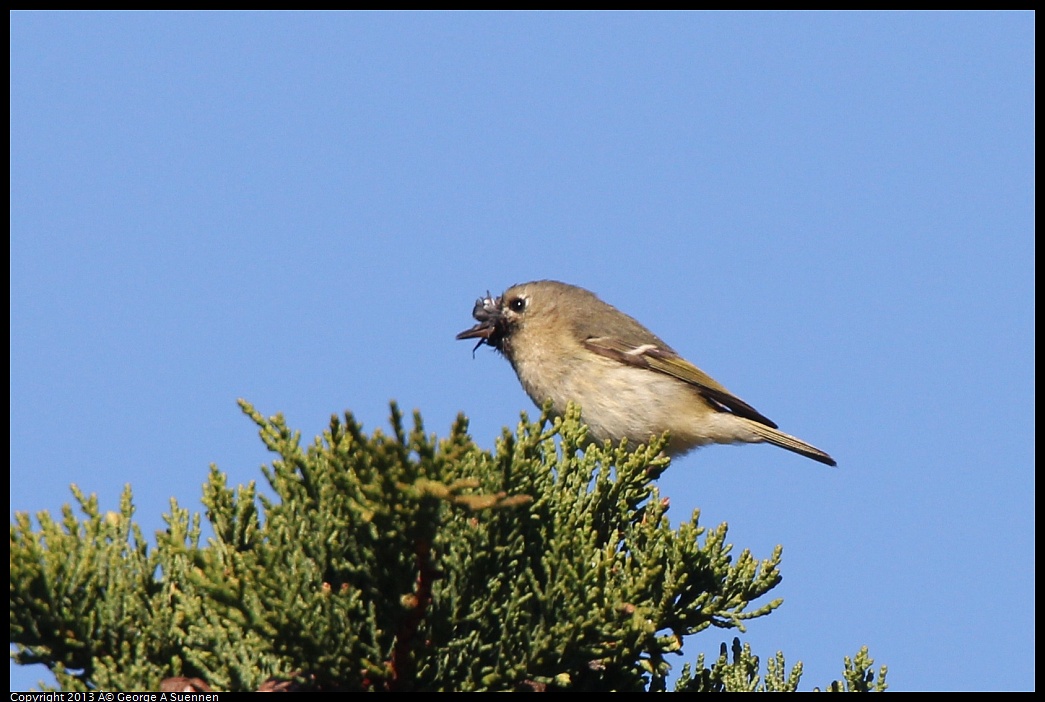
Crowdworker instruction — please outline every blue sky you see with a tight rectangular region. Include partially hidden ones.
[10,11,1033,692]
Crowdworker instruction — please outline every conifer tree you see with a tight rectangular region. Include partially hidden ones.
[10,401,887,691]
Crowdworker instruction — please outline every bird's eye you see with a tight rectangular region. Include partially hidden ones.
[509,297,527,313]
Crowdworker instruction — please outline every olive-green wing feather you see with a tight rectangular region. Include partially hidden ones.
[583,336,779,429]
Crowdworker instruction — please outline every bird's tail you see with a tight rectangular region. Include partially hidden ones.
[743,420,837,466]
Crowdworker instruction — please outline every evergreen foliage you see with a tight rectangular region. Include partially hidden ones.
[10,401,887,691]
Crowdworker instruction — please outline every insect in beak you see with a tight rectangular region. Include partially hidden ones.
[456,293,504,354]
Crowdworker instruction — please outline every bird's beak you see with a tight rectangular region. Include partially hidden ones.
[455,322,497,340]
[456,293,503,347]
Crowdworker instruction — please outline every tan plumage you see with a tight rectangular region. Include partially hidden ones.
[457,280,835,466]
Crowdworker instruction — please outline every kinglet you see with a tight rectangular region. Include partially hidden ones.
[456,280,836,466]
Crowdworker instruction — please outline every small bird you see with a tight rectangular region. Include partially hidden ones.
[456,280,836,466]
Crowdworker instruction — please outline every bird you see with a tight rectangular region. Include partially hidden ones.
[456,280,835,466]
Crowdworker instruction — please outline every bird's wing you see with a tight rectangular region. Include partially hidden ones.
[582,336,779,429]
